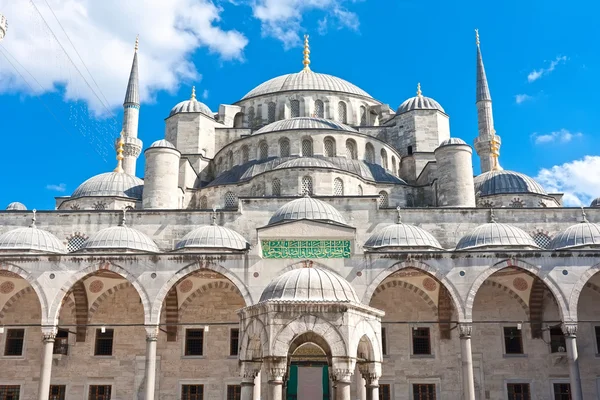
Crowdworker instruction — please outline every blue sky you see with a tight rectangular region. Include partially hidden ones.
[0,0,599,210]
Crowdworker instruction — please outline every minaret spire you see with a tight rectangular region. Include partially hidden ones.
[302,34,311,72]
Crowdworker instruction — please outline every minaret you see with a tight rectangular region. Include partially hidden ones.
[118,36,143,176]
[302,34,310,72]
[473,29,501,173]
[0,14,8,41]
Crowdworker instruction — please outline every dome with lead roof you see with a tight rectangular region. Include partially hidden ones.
[259,266,359,303]
[269,196,346,226]
[169,87,213,118]
[275,157,336,170]
[6,202,27,211]
[254,117,358,134]
[397,84,444,114]
[80,216,159,253]
[550,212,600,250]
[0,214,65,254]
[364,221,442,250]
[474,170,546,197]
[72,172,144,200]
[455,221,539,251]
[149,139,176,149]
[176,224,248,251]
[439,138,467,146]
[591,198,600,208]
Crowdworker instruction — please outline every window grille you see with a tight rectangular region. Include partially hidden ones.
[504,327,524,354]
[224,192,237,208]
[93,202,106,211]
[365,143,375,163]
[227,385,241,400]
[532,232,551,249]
[314,100,324,118]
[550,327,566,353]
[241,146,249,164]
[334,178,344,196]
[381,327,387,355]
[302,176,313,196]
[0,386,20,400]
[381,149,388,169]
[360,106,367,126]
[378,191,389,208]
[182,385,204,400]
[227,151,233,169]
[67,234,86,252]
[290,100,300,118]
[88,386,111,400]
[230,328,240,356]
[70,204,80,210]
[268,102,276,123]
[379,384,391,400]
[247,106,255,127]
[199,196,208,209]
[4,329,24,356]
[49,385,66,400]
[358,185,363,196]
[185,329,204,356]
[272,179,281,197]
[301,139,313,157]
[324,138,335,157]
[346,140,357,160]
[256,104,262,123]
[553,383,570,400]
[510,199,524,208]
[412,327,431,355]
[94,329,114,356]
[259,141,268,160]
[53,329,69,355]
[338,101,347,123]
[279,138,290,157]
[507,383,530,400]
[392,156,397,175]
[412,384,436,400]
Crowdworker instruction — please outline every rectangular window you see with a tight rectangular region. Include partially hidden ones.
[185,329,204,356]
[412,327,431,355]
[595,326,600,354]
[4,329,25,356]
[49,385,66,400]
[553,383,571,400]
[504,327,524,354]
[550,327,566,353]
[226,385,241,400]
[88,385,111,400]
[181,385,204,400]
[53,329,69,355]
[230,328,239,356]
[94,329,114,356]
[507,383,530,400]
[0,386,20,400]
[381,327,387,356]
[412,383,436,400]
[379,384,391,400]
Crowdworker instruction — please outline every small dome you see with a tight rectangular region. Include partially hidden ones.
[275,157,336,170]
[80,225,159,252]
[397,85,444,114]
[591,198,600,208]
[269,196,346,226]
[254,117,357,134]
[456,222,539,251]
[439,138,467,146]
[176,225,248,251]
[6,202,27,211]
[169,88,213,118]
[550,221,600,250]
[474,170,546,197]
[0,226,65,254]
[259,267,359,303]
[364,223,442,250]
[149,139,176,149]
[72,172,144,200]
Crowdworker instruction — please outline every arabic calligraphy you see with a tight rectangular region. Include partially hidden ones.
[261,240,351,259]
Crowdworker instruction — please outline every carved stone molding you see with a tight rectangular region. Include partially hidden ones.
[41,326,57,341]
[562,323,578,337]
[459,323,473,338]
[240,361,262,380]
[145,325,160,341]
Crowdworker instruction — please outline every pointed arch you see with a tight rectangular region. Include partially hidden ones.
[272,314,347,358]
[568,262,600,321]
[0,263,48,322]
[0,286,34,320]
[240,317,269,361]
[71,281,88,341]
[372,279,437,316]
[179,280,243,314]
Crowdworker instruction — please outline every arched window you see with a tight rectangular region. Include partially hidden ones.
[381,149,388,169]
[301,176,313,195]
[314,100,324,118]
[398,161,402,177]
[279,138,290,157]
[358,185,363,196]
[259,141,269,160]
[199,196,208,209]
[338,101,347,123]
[360,106,367,126]
[93,202,106,210]
[268,102,276,123]
[391,156,397,175]
[290,100,300,118]
[251,185,257,196]
[334,178,344,196]
[227,150,233,169]
[365,143,375,163]
[224,191,237,208]
[233,112,244,128]
[378,191,389,208]
[241,145,249,164]
[532,232,552,248]
[345,139,357,160]
[301,138,313,157]
[324,137,336,157]
[256,104,263,124]
[510,198,524,208]
[272,178,281,196]
[247,106,255,127]
[217,157,223,173]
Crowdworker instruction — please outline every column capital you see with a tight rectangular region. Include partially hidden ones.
[145,325,160,341]
[265,357,286,382]
[459,323,473,338]
[562,322,578,338]
[358,361,382,383]
[240,361,262,380]
[41,326,57,341]
[331,368,353,383]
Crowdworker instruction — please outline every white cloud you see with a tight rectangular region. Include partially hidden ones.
[251,0,360,47]
[527,55,567,83]
[536,156,600,206]
[531,129,582,145]
[46,183,66,192]
[0,0,247,113]
[515,94,533,104]
[202,89,209,100]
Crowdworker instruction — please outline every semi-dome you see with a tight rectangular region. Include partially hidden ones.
[259,266,359,302]
[241,71,372,101]
[591,198,600,208]
[269,196,346,226]
[397,84,444,114]
[176,224,248,251]
[474,170,546,197]
[80,225,159,252]
[254,117,358,134]
[0,216,65,254]
[72,172,144,200]
[275,157,337,170]
[439,137,467,146]
[364,222,442,250]
[550,220,600,250]
[149,139,176,149]
[456,222,539,251]
[169,87,213,118]
[6,202,27,211]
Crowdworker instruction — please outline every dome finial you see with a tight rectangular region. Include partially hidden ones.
[211,206,218,225]
[114,132,125,173]
[30,209,37,227]
[120,208,127,226]
[490,134,501,171]
[581,207,588,223]
[191,86,196,100]
[396,205,402,224]
[302,34,311,72]
[489,207,496,223]
[416,82,422,97]
[475,28,480,46]
[135,35,139,52]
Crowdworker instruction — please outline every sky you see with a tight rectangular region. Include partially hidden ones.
[0,0,599,210]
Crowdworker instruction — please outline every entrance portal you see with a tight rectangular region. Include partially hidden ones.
[286,343,330,400]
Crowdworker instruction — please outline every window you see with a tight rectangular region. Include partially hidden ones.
[49,385,66,400]
[302,176,313,196]
[67,234,86,252]
[227,385,242,400]
[314,100,324,118]
[279,138,290,157]
[230,328,239,356]
[53,329,69,355]
[532,232,551,249]
[272,179,281,197]
[290,100,300,118]
[259,141,269,160]
[4,329,24,356]
[504,327,524,354]
[381,149,388,169]
[225,192,237,209]
[256,104,263,124]
[301,139,313,157]
[199,196,208,209]
[413,384,436,400]
[94,329,114,356]
[185,329,204,356]
[358,185,363,196]
[247,106,255,128]
[412,327,431,355]
[88,385,111,400]
[365,143,375,163]
[507,383,530,400]
[360,106,367,126]
[408,145,413,155]
[233,112,244,128]
[181,385,204,400]
[0,386,20,400]
[392,156,397,175]
[381,327,387,356]
[379,384,391,400]
[93,202,106,211]
[553,383,571,400]
[550,327,566,353]
[241,145,249,164]
[217,157,223,174]
[334,178,344,196]
[595,326,600,354]
[338,101,347,123]
[268,102,276,123]
[510,199,524,208]
[345,139,357,160]
[324,138,336,157]
[378,191,389,208]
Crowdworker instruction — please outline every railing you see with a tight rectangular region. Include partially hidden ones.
[53,338,69,355]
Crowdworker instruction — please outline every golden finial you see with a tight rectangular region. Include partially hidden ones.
[416,82,422,97]
[114,133,125,173]
[191,86,196,100]
[490,135,500,170]
[475,29,480,46]
[135,35,139,52]
[302,34,311,72]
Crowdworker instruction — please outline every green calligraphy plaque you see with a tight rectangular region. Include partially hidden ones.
[261,240,351,259]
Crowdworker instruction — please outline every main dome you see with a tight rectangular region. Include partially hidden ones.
[72,172,144,200]
[474,170,546,197]
[241,71,372,100]
[275,157,337,170]
[6,202,27,211]
[176,225,248,251]
[455,222,539,251]
[269,196,346,226]
[259,267,359,303]
[254,117,357,134]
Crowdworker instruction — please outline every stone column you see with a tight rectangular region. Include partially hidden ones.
[358,362,381,400]
[562,323,583,400]
[143,326,159,400]
[459,323,476,400]
[37,327,57,400]
[253,371,262,400]
[266,357,286,400]
[332,364,354,400]
[241,361,262,400]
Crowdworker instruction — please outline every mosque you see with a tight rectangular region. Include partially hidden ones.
[1,14,600,399]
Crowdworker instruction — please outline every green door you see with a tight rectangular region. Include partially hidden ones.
[286,363,330,400]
